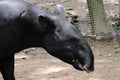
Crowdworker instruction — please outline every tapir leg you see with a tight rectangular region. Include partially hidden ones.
[1,54,15,80]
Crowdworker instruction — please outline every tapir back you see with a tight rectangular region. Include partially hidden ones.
[0,0,36,58]
[0,0,49,58]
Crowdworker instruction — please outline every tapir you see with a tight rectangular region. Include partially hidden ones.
[0,0,94,80]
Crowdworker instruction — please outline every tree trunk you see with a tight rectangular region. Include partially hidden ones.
[119,0,120,18]
[87,0,112,40]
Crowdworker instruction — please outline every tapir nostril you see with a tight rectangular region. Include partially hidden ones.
[83,64,94,73]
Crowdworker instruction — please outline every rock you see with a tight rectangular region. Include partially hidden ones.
[96,36,103,40]
[66,10,78,16]
[61,0,68,3]
[108,53,112,57]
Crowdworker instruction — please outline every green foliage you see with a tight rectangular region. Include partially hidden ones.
[64,3,73,9]
[47,8,52,13]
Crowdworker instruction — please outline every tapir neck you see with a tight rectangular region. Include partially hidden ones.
[17,6,52,51]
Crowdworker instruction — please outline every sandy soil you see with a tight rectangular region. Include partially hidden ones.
[0,0,120,80]
[0,41,119,80]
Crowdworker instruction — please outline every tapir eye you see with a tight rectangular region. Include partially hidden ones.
[64,38,79,49]
[70,38,78,41]
[69,37,79,43]
[80,46,85,50]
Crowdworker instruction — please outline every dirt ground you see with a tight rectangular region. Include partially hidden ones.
[0,41,120,80]
[0,0,120,80]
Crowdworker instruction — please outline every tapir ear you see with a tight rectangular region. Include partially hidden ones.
[54,5,65,17]
[39,15,49,28]
[39,15,56,31]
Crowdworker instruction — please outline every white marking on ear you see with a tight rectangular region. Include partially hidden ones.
[54,5,65,17]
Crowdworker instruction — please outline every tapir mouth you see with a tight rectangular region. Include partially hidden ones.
[72,59,93,73]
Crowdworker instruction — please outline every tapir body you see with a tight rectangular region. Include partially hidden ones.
[0,0,94,80]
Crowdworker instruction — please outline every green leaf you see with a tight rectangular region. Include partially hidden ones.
[64,3,73,9]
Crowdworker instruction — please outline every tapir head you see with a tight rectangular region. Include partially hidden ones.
[40,5,94,73]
